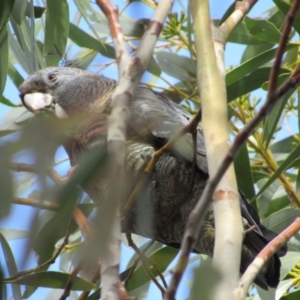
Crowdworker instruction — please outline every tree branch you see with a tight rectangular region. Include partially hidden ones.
[234,218,300,299]
[165,0,300,298]
[94,0,174,298]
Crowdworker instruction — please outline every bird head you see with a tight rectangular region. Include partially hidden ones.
[19,67,103,118]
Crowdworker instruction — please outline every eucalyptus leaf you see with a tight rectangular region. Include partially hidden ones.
[280,251,300,279]
[261,208,300,234]
[234,143,255,200]
[156,52,196,82]
[226,45,297,86]
[227,21,271,45]
[254,143,300,201]
[1,96,18,107]
[0,232,22,299]
[281,289,300,300]
[6,271,95,291]
[0,145,13,218]
[0,26,8,96]
[273,0,300,35]
[44,0,69,66]
[227,68,289,102]
[0,228,29,240]
[262,89,295,148]
[244,16,282,44]
[69,23,115,59]
[0,0,14,32]
[11,0,27,25]
[241,43,273,63]
[126,246,179,291]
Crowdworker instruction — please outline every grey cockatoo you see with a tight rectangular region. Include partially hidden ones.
[19,66,287,290]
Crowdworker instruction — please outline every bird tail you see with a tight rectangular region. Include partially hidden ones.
[241,225,287,290]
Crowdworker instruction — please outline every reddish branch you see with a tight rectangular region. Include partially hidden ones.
[10,162,64,185]
[235,218,300,299]
[268,0,300,94]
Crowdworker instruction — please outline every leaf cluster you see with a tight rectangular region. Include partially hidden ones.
[0,0,300,299]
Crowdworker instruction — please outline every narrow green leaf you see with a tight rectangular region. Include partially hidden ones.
[13,173,36,196]
[284,46,299,66]
[296,169,300,203]
[125,241,163,271]
[253,143,300,201]
[10,17,38,73]
[298,89,300,134]
[69,23,115,59]
[0,96,18,107]
[273,0,300,35]
[0,107,32,137]
[261,208,300,234]
[270,136,298,154]
[263,194,290,218]
[87,289,100,300]
[8,61,24,88]
[44,0,69,66]
[227,68,278,102]
[147,56,161,77]
[0,0,14,32]
[0,233,22,299]
[92,17,147,38]
[282,289,300,300]
[280,251,300,279]
[275,278,294,300]
[156,52,196,82]
[0,25,8,96]
[226,44,297,85]
[8,27,31,74]
[227,21,271,45]
[127,246,179,291]
[0,228,29,240]
[241,43,273,63]
[33,199,77,265]
[244,16,282,44]
[262,89,294,147]
[0,145,13,218]
[268,7,285,30]
[73,0,105,41]
[11,0,27,25]
[234,144,255,200]
[6,271,95,291]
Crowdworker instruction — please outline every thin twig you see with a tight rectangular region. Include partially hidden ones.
[126,233,167,296]
[13,197,93,241]
[59,261,84,300]
[123,239,156,286]
[4,218,73,281]
[10,162,65,185]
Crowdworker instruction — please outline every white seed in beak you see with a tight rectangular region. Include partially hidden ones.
[24,93,53,111]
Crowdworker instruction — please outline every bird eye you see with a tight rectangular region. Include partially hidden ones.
[48,73,56,81]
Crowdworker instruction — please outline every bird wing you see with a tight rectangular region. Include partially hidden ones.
[129,87,208,174]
